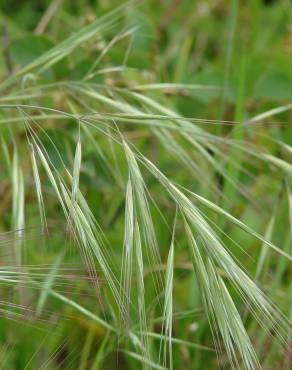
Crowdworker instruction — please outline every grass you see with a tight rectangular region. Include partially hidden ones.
[0,0,291,369]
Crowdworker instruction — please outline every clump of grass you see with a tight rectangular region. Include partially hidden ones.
[0,1,291,369]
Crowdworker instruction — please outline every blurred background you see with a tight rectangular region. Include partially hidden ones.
[0,0,291,369]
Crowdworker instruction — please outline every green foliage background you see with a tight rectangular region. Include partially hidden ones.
[0,0,291,369]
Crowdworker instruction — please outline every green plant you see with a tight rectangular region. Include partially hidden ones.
[0,1,291,369]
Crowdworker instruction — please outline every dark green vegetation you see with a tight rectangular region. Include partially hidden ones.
[0,0,291,369]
